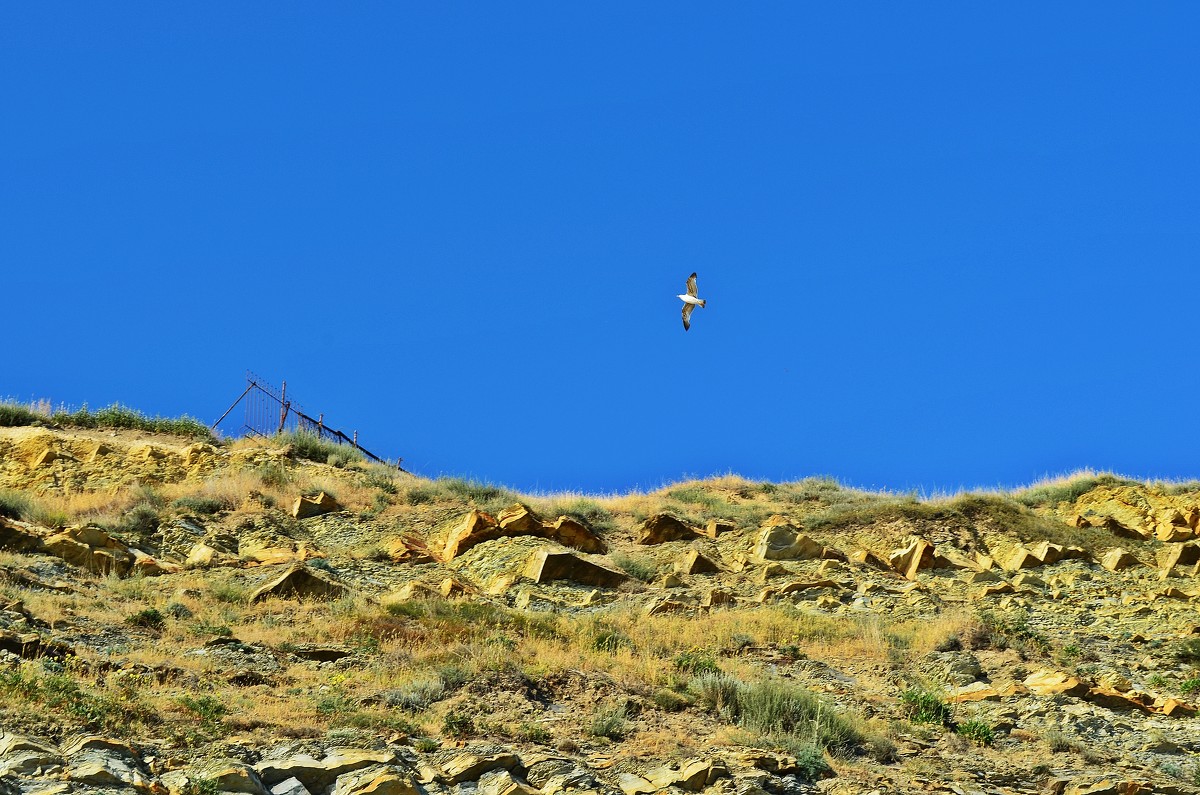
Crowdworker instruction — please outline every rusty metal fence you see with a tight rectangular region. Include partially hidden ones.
[212,371,401,469]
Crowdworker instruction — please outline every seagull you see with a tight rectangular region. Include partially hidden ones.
[678,272,706,331]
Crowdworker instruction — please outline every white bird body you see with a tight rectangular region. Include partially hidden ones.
[679,272,706,330]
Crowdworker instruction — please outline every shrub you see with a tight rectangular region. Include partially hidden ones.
[382,678,446,712]
[441,711,476,739]
[108,503,161,540]
[588,702,628,740]
[181,779,221,795]
[651,688,692,712]
[956,719,995,746]
[414,737,440,753]
[403,485,438,505]
[611,554,658,583]
[1174,638,1200,663]
[209,582,249,605]
[792,744,830,780]
[125,608,166,630]
[900,688,952,726]
[178,695,227,731]
[1043,729,1102,762]
[365,470,398,494]
[738,680,861,752]
[516,722,551,744]
[255,463,293,488]
[690,673,861,755]
[438,478,519,512]
[975,609,1051,658]
[190,622,233,637]
[0,489,31,520]
[277,430,365,467]
[26,504,69,530]
[689,671,744,720]
[164,602,193,619]
[673,649,721,676]
[1179,678,1200,695]
[172,496,229,515]
[590,625,633,653]
[0,491,68,529]
[0,402,45,427]
[0,664,154,735]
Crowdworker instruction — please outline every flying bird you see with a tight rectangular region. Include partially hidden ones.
[678,272,706,331]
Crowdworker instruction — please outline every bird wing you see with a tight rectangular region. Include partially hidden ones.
[686,272,698,297]
[682,302,695,331]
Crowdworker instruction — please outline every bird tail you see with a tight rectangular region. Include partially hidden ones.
[699,299,707,308]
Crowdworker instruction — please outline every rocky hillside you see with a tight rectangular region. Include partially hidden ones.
[2,422,1200,795]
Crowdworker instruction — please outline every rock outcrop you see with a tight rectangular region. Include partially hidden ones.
[249,564,351,602]
[443,505,605,560]
[524,549,629,587]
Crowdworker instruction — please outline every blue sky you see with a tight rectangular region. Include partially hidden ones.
[3,4,1198,494]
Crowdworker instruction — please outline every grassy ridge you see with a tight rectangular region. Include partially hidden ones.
[0,401,215,442]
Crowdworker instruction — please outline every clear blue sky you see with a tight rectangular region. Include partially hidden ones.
[4,4,1198,494]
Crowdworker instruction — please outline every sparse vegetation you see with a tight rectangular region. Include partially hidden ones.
[172,495,230,515]
[955,719,995,746]
[125,607,166,630]
[441,710,476,739]
[278,430,365,467]
[1014,472,1141,508]
[974,609,1052,658]
[0,489,31,520]
[691,672,862,754]
[1173,638,1200,663]
[610,553,658,582]
[900,687,952,726]
[0,402,46,427]
[0,418,1195,793]
[41,403,216,441]
[588,702,628,739]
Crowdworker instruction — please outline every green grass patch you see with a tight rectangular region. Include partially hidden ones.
[673,648,721,676]
[900,687,952,726]
[438,478,520,512]
[441,711,476,739]
[277,430,365,467]
[956,719,995,745]
[0,489,32,521]
[547,498,618,534]
[1014,474,1142,508]
[53,404,215,441]
[383,598,562,644]
[610,553,658,583]
[0,662,155,735]
[0,402,46,427]
[690,672,861,754]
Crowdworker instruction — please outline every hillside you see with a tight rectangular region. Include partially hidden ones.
[1,420,1200,795]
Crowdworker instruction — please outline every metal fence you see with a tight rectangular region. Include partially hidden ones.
[212,371,401,469]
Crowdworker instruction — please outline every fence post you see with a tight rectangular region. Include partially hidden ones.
[277,381,289,434]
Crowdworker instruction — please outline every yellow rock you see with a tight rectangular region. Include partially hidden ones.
[1024,669,1089,697]
[1100,548,1141,572]
[292,491,341,519]
[31,448,57,468]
